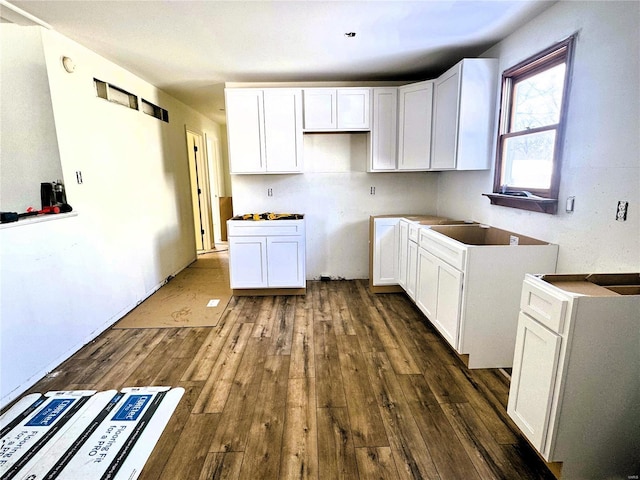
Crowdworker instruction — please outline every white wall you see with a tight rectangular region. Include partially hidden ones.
[0,26,224,406]
[232,133,439,279]
[0,26,63,211]
[437,1,640,272]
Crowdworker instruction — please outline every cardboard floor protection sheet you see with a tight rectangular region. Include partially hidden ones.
[0,386,184,480]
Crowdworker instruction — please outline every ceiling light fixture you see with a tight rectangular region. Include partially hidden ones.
[344,32,356,38]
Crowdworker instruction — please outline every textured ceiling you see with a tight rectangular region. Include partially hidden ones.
[5,1,555,124]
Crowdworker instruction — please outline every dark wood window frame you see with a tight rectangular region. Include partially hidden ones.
[484,34,576,214]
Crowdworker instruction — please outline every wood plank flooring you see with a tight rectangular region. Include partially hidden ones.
[15,251,554,479]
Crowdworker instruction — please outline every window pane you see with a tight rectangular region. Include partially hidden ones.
[501,130,557,190]
[510,63,566,132]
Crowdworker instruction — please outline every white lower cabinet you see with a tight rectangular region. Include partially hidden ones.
[371,217,400,287]
[415,247,438,320]
[508,273,640,480]
[406,237,419,300]
[415,246,463,348]
[397,219,410,289]
[509,311,561,450]
[227,219,305,289]
[266,237,304,287]
[228,236,268,288]
[416,225,558,368]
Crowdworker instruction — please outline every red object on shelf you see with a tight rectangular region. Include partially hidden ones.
[26,205,61,215]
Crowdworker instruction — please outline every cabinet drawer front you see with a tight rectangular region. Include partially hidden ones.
[520,280,568,334]
[227,221,304,237]
[418,229,465,270]
[408,223,420,242]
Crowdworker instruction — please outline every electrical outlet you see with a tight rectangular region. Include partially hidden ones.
[267,188,273,197]
[370,186,376,195]
[616,201,628,221]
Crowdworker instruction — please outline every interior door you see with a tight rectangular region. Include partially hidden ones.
[187,130,214,252]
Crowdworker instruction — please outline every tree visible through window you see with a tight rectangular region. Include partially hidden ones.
[490,35,575,213]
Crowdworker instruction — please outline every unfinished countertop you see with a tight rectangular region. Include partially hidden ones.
[370,214,475,225]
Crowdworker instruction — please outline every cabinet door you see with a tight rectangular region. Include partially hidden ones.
[416,247,438,320]
[370,88,398,171]
[337,88,370,129]
[266,236,305,287]
[431,65,460,170]
[508,312,562,454]
[397,220,409,289]
[397,81,433,171]
[263,89,303,173]
[229,237,268,288]
[225,89,265,173]
[303,89,336,130]
[433,260,463,349]
[372,218,399,286]
[406,240,418,300]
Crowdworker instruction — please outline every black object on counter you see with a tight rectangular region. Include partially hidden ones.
[41,182,56,208]
[1,212,19,223]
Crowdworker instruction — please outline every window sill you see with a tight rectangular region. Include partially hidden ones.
[482,193,558,214]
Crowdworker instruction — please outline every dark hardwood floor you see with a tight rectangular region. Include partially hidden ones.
[14,251,554,479]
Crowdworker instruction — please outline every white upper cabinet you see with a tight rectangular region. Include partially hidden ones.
[369,87,398,172]
[302,89,336,129]
[303,88,370,131]
[225,89,265,173]
[397,80,434,171]
[336,89,371,129]
[431,58,498,170]
[225,88,303,174]
[263,89,303,173]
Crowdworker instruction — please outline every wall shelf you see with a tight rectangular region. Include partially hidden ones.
[0,212,78,230]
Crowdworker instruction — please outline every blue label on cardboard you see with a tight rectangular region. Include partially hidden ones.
[112,394,152,421]
[26,398,75,427]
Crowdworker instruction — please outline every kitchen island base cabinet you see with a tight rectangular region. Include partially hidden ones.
[508,274,640,480]
[228,219,306,293]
